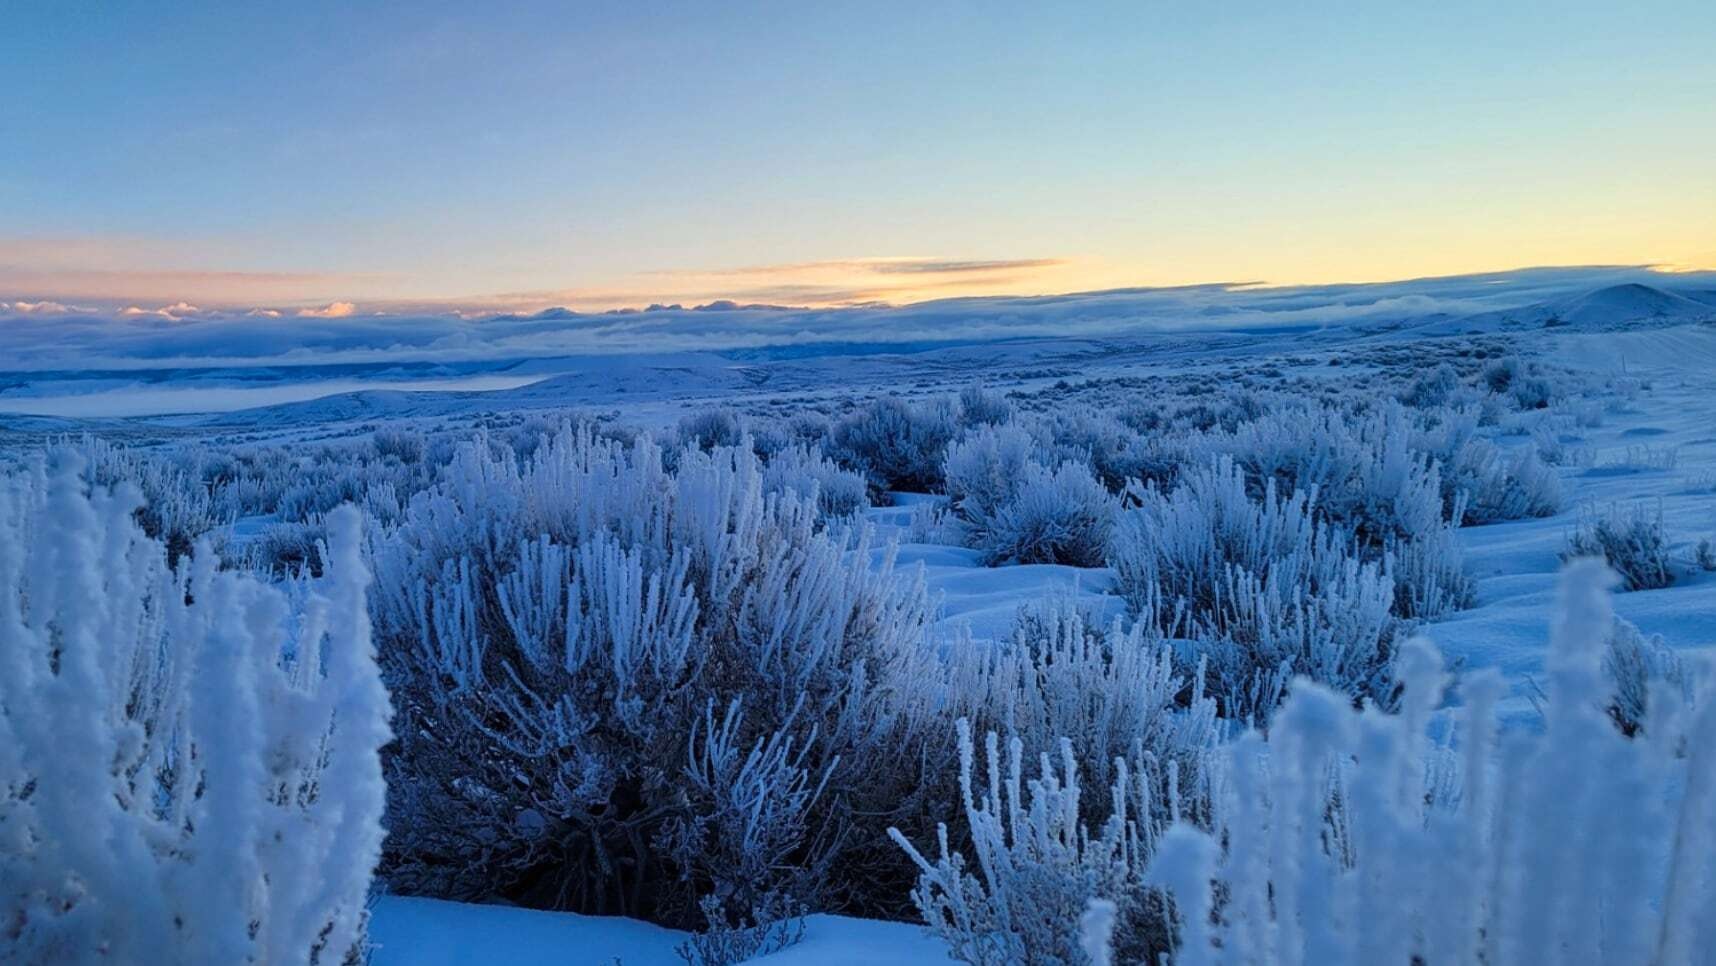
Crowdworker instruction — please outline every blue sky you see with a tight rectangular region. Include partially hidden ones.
[3,1,1713,313]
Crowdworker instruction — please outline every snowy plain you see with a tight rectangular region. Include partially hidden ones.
[365,303,1716,963]
[6,267,1716,964]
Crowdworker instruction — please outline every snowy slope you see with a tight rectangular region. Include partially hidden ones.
[1549,324,1716,373]
[1407,282,1716,337]
[1549,282,1716,328]
[1432,331,1716,724]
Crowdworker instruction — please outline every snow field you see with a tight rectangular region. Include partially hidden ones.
[8,312,1716,964]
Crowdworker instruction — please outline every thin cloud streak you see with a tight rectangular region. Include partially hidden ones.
[0,239,1077,315]
[644,256,1068,278]
[866,258,1067,275]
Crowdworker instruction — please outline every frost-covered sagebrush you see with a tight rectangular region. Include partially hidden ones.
[945,425,1116,567]
[1564,504,1674,591]
[1210,403,1473,618]
[678,408,746,452]
[0,454,392,965]
[761,441,870,520]
[913,564,1716,965]
[830,396,960,492]
[889,721,1185,966]
[944,424,1035,528]
[1030,406,1163,493]
[890,602,1223,964]
[1109,457,1397,721]
[1126,562,1716,965]
[1398,363,1461,409]
[1602,616,1695,737]
[75,435,228,562]
[958,386,1014,428]
[372,427,944,927]
[1447,437,1562,525]
[1482,354,1558,410]
[942,600,1220,808]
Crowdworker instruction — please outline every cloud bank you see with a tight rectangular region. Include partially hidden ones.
[2,266,1711,374]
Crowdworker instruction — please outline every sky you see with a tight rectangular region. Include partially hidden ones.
[3,1,1714,316]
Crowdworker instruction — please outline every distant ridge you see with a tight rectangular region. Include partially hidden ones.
[1546,283,1716,328]
[1404,282,1716,336]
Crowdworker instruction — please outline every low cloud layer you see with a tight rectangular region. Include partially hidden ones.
[297,301,357,319]
[2,266,1710,374]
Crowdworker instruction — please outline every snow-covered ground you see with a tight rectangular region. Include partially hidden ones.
[8,274,1716,964]
[1434,351,1716,724]
[367,309,1716,961]
[369,896,949,966]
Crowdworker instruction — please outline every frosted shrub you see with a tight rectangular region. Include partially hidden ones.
[1571,399,1605,428]
[75,435,227,562]
[1125,562,1716,965]
[945,427,1118,567]
[988,461,1119,567]
[888,720,1189,966]
[780,410,833,444]
[372,427,428,464]
[1398,363,1460,409]
[0,454,391,965]
[1164,388,1268,436]
[1109,457,1396,721]
[496,410,606,462]
[1482,354,1558,409]
[678,407,745,451]
[1214,403,1472,617]
[280,472,367,523]
[888,598,1228,960]
[242,442,440,530]
[906,499,956,544]
[1448,437,1562,524]
[215,463,292,518]
[1564,504,1673,591]
[761,442,870,519]
[743,419,796,459]
[678,891,806,966]
[1406,402,1483,463]
[203,445,328,519]
[1604,617,1694,736]
[944,600,1220,803]
[1383,521,1473,622]
[244,518,330,576]
[1605,443,1680,473]
[1033,407,1156,493]
[1528,420,1575,466]
[830,396,960,492]
[1509,369,1557,410]
[945,424,1036,525]
[372,428,940,927]
[958,385,1014,428]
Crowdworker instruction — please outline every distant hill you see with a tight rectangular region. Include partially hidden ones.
[1545,283,1716,329]
[1406,283,1716,336]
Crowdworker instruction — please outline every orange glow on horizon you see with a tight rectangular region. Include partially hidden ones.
[3,239,1713,317]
